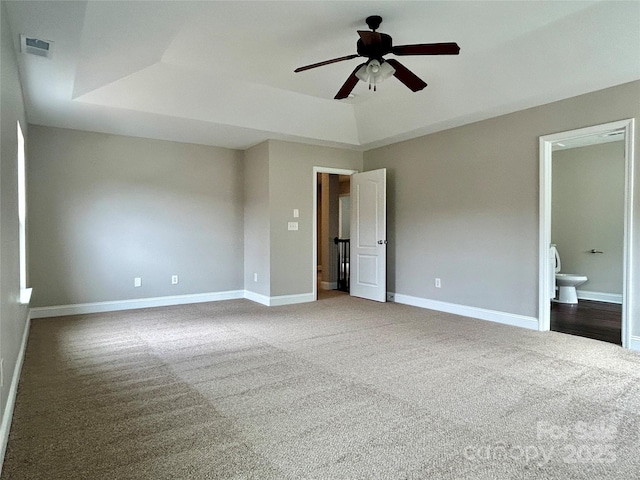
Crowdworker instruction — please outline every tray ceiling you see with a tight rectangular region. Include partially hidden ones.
[4,1,640,150]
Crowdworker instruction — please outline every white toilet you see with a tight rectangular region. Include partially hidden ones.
[554,248,588,304]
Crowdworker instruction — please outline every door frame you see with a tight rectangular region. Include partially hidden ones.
[538,118,635,348]
[312,166,358,301]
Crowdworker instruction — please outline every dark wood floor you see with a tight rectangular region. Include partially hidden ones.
[551,299,622,345]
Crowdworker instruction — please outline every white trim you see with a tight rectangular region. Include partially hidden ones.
[539,135,553,331]
[630,336,640,353]
[244,291,314,307]
[269,293,315,307]
[243,290,271,306]
[576,290,623,304]
[312,166,358,302]
[314,167,358,176]
[30,290,245,318]
[18,287,32,305]
[623,120,636,349]
[17,121,27,292]
[539,119,635,348]
[393,293,539,330]
[320,281,338,291]
[29,290,327,318]
[0,313,31,474]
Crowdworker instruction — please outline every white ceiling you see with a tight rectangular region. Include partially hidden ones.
[4,1,640,150]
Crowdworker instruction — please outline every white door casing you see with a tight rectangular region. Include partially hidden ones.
[350,168,387,302]
[538,119,635,348]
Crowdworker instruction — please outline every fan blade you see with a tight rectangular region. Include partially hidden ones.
[392,42,460,56]
[385,59,427,92]
[295,54,359,73]
[357,30,381,46]
[335,63,366,99]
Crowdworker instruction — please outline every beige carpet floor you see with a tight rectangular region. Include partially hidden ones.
[3,296,640,479]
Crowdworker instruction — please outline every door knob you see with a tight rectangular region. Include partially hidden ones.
[377,240,387,245]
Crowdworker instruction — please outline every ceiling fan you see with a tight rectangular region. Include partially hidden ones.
[294,15,460,99]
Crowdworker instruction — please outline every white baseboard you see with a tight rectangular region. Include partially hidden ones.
[269,293,315,306]
[629,336,640,353]
[320,281,337,291]
[31,290,319,317]
[30,290,245,319]
[0,312,31,475]
[245,291,315,307]
[243,290,271,306]
[577,290,623,304]
[392,292,539,330]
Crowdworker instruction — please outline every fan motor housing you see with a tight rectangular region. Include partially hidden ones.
[357,33,392,60]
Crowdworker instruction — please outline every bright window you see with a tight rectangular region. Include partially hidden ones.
[17,121,28,297]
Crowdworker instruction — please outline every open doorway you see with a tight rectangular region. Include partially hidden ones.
[312,167,357,301]
[316,172,351,300]
[550,133,624,344]
[539,119,635,348]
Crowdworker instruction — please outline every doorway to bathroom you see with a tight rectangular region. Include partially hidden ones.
[538,119,635,348]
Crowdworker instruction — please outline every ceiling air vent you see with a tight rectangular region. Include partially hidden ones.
[20,35,53,59]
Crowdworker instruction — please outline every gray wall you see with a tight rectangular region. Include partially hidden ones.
[0,0,30,440]
[339,195,350,239]
[553,142,625,295]
[243,142,270,296]
[364,81,640,327]
[28,126,244,307]
[268,140,362,296]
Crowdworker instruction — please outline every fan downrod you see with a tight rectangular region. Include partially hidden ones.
[365,15,383,31]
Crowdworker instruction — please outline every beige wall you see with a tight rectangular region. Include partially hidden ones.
[552,142,625,296]
[243,142,270,296]
[25,131,362,307]
[242,140,362,298]
[0,0,30,445]
[28,126,244,307]
[268,140,362,296]
[364,81,640,329]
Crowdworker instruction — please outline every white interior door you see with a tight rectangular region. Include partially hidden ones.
[350,168,386,302]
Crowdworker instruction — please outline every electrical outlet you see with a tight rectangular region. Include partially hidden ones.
[134,277,142,287]
[254,273,258,282]
[435,278,441,288]
[171,275,179,285]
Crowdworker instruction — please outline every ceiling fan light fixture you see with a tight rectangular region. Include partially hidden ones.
[355,60,395,91]
[294,15,459,99]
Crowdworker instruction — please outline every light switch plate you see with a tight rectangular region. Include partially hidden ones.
[293,209,299,218]
[288,222,299,231]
